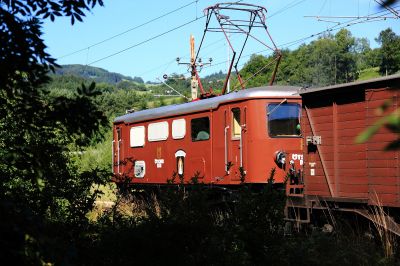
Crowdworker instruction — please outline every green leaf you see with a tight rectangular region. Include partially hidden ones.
[385,139,400,151]
[356,117,386,143]
[356,107,400,144]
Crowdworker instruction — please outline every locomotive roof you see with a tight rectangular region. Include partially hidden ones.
[114,85,301,124]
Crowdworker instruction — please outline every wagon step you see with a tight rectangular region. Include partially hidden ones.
[287,184,305,197]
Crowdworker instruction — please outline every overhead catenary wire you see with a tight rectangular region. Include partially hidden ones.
[175,6,399,81]
[138,36,228,77]
[318,0,329,15]
[291,7,400,47]
[374,0,400,18]
[304,15,398,19]
[266,7,399,54]
[88,17,205,65]
[88,1,244,66]
[58,0,199,59]
[268,0,308,19]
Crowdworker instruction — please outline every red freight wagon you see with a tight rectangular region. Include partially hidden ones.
[113,86,303,187]
[288,74,400,234]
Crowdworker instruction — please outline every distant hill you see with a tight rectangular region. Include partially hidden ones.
[54,64,144,84]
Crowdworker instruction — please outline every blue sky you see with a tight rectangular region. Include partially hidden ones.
[42,0,400,82]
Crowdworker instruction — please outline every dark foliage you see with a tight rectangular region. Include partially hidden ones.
[0,8,53,92]
[1,0,104,24]
[74,177,286,265]
[42,74,155,120]
[70,178,398,266]
[0,0,107,263]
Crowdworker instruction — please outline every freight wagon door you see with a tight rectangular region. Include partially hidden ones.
[228,106,246,182]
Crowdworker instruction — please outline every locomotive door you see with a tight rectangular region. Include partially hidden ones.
[112,127,123,174]
[228,106,246,181]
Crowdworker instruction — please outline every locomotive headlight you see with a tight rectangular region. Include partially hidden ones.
[275,151,286,169]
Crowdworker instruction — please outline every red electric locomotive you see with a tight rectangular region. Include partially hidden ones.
[112,86,303,187]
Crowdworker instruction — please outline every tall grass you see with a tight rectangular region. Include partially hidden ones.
[367,192,398,258]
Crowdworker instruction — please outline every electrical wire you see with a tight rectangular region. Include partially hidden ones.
[318,0,328,15]
[138,58,178,77]
[58,0,199,59]
[88,17,205,65]
[268,0,307,19]
[138,36,227,77]
[88,1,244,66]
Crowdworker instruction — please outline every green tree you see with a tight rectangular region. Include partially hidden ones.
[281,44,314,86]
[238,54,272,88]
[0,0,107,263]
[376,28,400,75]
[309,35,338,85]
[354,37,373,71]
[138,98,148,110]
[334,29,358,83]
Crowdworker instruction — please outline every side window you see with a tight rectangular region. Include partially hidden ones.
[148,121,169,142]
[191,117,210,141]
[130,126,145,147]
[231,108,241,139]
[172,119,186,139]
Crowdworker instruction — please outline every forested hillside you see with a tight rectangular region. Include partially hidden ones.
[55,64,144,84]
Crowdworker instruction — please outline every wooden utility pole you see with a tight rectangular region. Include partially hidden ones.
[190,35,199,100]
[177,35,210,100]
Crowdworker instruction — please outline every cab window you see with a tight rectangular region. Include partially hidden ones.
[267,103,301,137]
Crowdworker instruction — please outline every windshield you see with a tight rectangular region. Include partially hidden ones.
[267,103,301,137]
